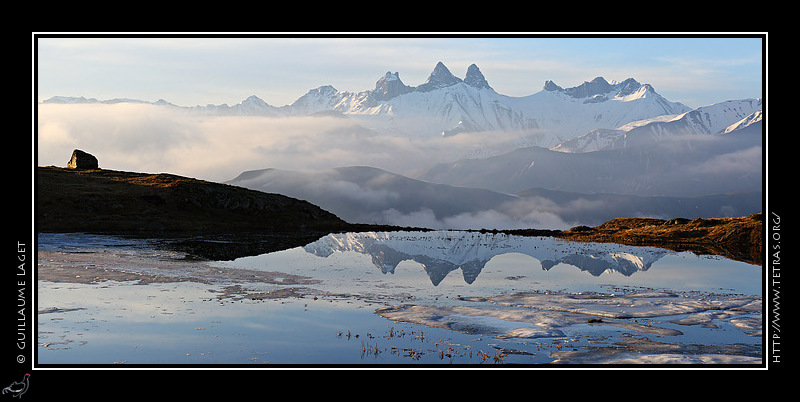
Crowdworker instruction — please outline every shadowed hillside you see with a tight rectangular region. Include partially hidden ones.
[36,166,351,236]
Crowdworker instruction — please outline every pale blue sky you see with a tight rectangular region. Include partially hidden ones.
[35,34,764,109]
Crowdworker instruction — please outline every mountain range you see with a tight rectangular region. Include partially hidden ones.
[42,61,695,144]
[42,61,763,230]
[303,231,672,286]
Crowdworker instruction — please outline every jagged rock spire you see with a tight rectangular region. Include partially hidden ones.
[564,77,612,98]
[373,71,412,101]
[417,62,462,92]
[543,80,563,92]
[615,78,643,97]
[464,63,492,90]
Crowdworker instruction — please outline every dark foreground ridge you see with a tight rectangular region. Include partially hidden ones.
[36,165,762,264]
[37,166,352,234]
[37,166,359,259]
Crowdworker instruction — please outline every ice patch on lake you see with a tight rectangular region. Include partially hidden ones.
[376,293,688,339]
[376,289,762,364]
[486,291,762,320]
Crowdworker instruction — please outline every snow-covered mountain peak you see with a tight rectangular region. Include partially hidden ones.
[232,95,278,115]
[43,62,731,147]
[464,63,493,90]
[673,98,763,135]
[287,85,342,115]
[373,71,412,101]
[569,76,613,98]
[542,80,562,92]
[722,109,763,134]
[543,76,652,103]
[615,78,645,97]
[242,95,268,107]
[417,61,463,92]
[550,98,762,153]
[305,85,338,98]
[378,71,401,86]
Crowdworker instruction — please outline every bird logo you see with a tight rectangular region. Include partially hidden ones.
[2,373,29,398]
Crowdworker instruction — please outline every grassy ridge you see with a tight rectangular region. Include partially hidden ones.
[36,166,351,235]
[555,214,763,266]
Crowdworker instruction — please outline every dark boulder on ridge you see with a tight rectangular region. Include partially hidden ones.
[67,149,99,169]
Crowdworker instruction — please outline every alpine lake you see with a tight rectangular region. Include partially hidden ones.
[37,230,763,367]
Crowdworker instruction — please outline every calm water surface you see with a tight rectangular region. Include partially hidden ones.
[37,231,763,366]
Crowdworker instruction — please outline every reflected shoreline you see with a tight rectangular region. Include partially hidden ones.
[37,228,759,293]
[116,212,763,267]
[36,213,762,267]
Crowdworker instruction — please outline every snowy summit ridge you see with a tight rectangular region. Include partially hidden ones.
[543,77,649,101]
[43,61,713,145]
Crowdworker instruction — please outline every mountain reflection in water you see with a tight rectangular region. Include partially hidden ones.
[303,231,671,286]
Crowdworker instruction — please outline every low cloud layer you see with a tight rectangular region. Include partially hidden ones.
[37,103,762,230]
[37,103,533,182]
[373,206,571,231]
